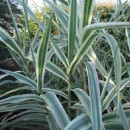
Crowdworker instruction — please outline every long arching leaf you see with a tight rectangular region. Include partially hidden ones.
[0,27,24,59]
[42,92,70,130]
[64,114,91,130]
[73,88,91,117]
[0,69,36,88]
[85,62,102,130]
[46,62,68,83]
[102,32,121,107]
[68,33,98,74]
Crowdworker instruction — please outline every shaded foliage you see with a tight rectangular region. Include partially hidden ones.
[0,0,22,35]
[0,0,22,70]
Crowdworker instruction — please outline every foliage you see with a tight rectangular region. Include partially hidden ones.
[20,9,43,39]
[0,0,23,70]
[0,0,22,35]
[20,5,58,42]
[0,0,130,130]
[94,1,130,65]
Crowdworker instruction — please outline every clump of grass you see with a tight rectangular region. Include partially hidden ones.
[0,0,130,130]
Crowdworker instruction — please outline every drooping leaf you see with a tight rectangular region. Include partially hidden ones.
[102,32,121,107]
[73,88,91,117]
[64,114,91,130]
[0,27,24,59]
[50,38,68,68]
[42,92,70,130]
[85,62,102,130]
[0,69,36,88]
[47,114,59,130]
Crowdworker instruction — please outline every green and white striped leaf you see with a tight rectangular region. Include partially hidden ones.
[102,77,130,111]
[104,122,124,130]
[30,28,41,49]
[103,109,130,123]
[42,92,70,130]
[50,38,68,68]
[64,114,91,130]
[82,22,130,38]
[68,33,98,74]
[101,68,113,102]
[71,103,86,112]
[0,69,36,88]
[7,0,22,48]
[42,88,68,99]
[85,62,102,130]
[0,73,8,80]
[46,62,68,83]
[82,0,94,27]
[125,28,130,51]
[22,0,31,41]
[68,0,77,63]
[102,32,121,107]
[2,109,46,122]
[36,15,52,92]
[0,113,48,130]
[73,88,91,117]
[0,94,43,105]
[0,27,24,58]
[0,86,36,98]
[47,114,59,130]
[0,103,46,113]
[118,102,130,130]
[87,49,114,85]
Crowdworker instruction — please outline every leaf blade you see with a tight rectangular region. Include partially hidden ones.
[85,62,102,130]
[36,15,52,92]
[68,0,77,63]
[42,92,70,129]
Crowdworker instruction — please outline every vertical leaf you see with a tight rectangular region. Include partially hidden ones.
[125,28,130,51]
[68,0,77,63]
[102,33,121,107]
[22,0,31,41]
[82,0,94,27]
[36,15,52,92]
[85,62,102,130]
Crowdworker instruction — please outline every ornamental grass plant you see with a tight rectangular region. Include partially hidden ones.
[0,0,130,130]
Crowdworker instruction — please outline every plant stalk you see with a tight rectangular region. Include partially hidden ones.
[68,74,71,115]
